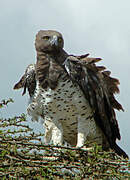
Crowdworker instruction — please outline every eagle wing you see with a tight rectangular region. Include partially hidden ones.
[13,64,36,97]
[64,55,128,158]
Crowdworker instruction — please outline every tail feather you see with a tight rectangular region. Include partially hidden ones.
[112,143,129,159]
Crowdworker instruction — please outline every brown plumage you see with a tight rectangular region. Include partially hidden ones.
[35,30,68,90]
[64,56,126,157]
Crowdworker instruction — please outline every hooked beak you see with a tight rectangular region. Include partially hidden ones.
[50,35,58,46]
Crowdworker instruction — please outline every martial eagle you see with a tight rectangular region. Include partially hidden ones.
[14,30,128,158]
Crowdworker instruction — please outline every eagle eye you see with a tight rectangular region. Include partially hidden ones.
[42,36,50,40]
[58,37,62,43]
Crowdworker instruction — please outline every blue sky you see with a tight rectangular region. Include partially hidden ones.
[0,0,130,155]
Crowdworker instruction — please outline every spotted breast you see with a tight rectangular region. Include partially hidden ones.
[32,72,106,147]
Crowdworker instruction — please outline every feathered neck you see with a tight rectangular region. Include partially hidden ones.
[36,48,68,65]
[36,49,68,89]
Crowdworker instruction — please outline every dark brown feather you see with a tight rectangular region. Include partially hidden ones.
[36,50,68,89]
[36,52,50,88]
[64,55,128,158]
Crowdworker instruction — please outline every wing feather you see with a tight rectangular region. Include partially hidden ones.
[64,55,122,146]
[13,64,36,97]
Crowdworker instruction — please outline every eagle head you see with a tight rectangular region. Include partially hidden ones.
[35,30,64,53]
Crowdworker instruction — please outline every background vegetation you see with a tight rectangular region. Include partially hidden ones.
[0,99,129,179]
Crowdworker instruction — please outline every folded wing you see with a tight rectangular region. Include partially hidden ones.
[64,55,128,158]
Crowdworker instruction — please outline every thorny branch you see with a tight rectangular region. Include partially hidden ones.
[0,99,129,179]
